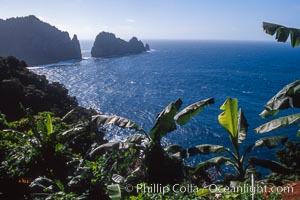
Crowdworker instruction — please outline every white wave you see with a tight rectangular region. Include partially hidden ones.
[242,91,253,94]
[27,66,44,70]
[147,49,156,52]
[29,59,81,69]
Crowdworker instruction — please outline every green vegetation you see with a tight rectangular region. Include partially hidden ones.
[255,80,300,136]
[0,109,107,199]
[263,22,300,47]
[164,98,291,183]
[0,96,297,199]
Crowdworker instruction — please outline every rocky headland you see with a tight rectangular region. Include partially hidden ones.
[0,56,78,121]
[0,15,82,66]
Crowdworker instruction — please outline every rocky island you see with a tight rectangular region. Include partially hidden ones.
[0,15,82,66]
[91,32,150,57]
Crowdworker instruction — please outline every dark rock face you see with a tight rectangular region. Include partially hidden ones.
[91,32,150,57]
[0,56,78,121]
[0,15,82,66]
[145,43,150,51]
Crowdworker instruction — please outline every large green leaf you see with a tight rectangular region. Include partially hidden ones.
[197,188,211,197]
[29,177,55,191]
[255,113,300,134]
[54,179,65,192]
[219,98,245,154]
[112,174,125,184]
[169,144,225,159]
[60,125,86,137]
[218,98,238,139]
[92,115,144,132]
[248,157,292,175]
[125,134,149,144]
[149,98,182,142]
[260,80,300,118]
[89,142,139,158]
[237,108,248,143]
[263,22,300,47]
[263,22,282,35]
[107,184,121,200]
[188,144,225,157]
[254,136,288,149]
[275,27,290,42]
[45,113,53,135]
[165,145,186,154]
[174,98,214,126]
[244,136,288,158]
[194,156,234,173]
[290,28,300,48]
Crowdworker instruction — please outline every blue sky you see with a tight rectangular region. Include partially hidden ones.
[0,0,299,40]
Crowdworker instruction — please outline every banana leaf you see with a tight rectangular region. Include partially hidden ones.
[165,145,186,154]
[125,134,149,144]
[254,136,288,149]
[244,136,288,158]
[29,177,54,191]
[263,22,300,47]
[107,184,121,200]
[248,157,292,175]
[194,156,234,173]
[92,115,144,132]
[89,142,139,158]
[149,98,182,142]
[218,98,238,139]
[255,113,300,133]
[174,98,214,126]
[45,113,53,135]
[237,109,248,143]
[263,22,282,35]
[112,174,125,184]
[259,80,300,118]
[219,98,246,153]
[167,144,225,159]
[197,188,211,197]
[188,144,225,157]
[60,126,86,137]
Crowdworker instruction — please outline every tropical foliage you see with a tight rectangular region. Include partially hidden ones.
[255,80,300,136]
[0,110,108,199]
[263,22,300,47]
[1,94,298,199]
[168,98,290,183]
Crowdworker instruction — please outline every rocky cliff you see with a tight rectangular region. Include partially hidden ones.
[91,32,150,57]
[0,15,82,66]
[0,56,78,121]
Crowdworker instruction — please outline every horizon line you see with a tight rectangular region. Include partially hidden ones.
[79,38,275,42]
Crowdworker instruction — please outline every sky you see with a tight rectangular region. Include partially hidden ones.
[0,0,299,41]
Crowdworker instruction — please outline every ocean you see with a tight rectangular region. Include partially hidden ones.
[31,40,300,165]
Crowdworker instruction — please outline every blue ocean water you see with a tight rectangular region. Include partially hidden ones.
[31,40,300,165]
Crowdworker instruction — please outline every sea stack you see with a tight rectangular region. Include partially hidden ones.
[91,32,150,57]
[0,15,82,66]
